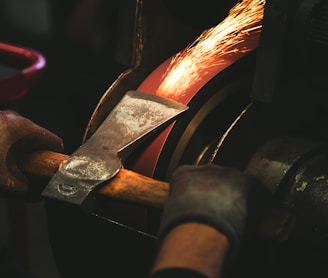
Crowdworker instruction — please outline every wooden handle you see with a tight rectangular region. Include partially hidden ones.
[21,151,287,241]
[21,150,169,208]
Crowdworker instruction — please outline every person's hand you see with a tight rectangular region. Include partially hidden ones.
[0,110,64,193]
[158,164,271,261]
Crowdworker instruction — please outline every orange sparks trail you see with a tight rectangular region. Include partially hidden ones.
[156,0,265,99]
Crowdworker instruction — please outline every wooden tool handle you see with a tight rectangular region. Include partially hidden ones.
[21,150,169,208]
[21,151,285,241]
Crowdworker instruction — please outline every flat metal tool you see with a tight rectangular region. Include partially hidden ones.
[42,90,188,213]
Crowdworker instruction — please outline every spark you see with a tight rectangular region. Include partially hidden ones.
[156,0,265,99]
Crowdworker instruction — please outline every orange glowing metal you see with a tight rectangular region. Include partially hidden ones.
[156,0,265,99]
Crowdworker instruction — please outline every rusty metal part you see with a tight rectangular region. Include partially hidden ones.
[245,136,328,194]
[245,135,328,242]
[286,153,328,236]
[282,152,328,250]
[42,90,187,213]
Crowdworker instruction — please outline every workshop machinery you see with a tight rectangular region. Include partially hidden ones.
[3,0,328,277]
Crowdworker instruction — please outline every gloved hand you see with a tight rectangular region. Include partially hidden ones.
[158,164,271,260]
[0,110,64,194]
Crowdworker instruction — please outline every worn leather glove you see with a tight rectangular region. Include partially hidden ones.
[0,110,64,194]
[158,164,271,260]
